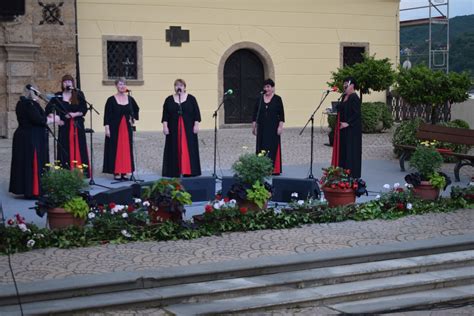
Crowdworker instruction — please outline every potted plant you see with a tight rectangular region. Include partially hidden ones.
[142,178,192,223]
[38,164,89,229]
[405,141,451,200]
[320,166,366,207]
[228,151,273,211]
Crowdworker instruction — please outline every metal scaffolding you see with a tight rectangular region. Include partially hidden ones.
[400,0,450,73]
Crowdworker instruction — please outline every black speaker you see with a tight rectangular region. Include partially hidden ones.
[130,181,155,198]
[221,176,238,197]
[0,0,25,18]
[180,176,216,202]
[93,186,134,206]
[272,177,320,202]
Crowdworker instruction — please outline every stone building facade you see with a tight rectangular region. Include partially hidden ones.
[0,0,77,138]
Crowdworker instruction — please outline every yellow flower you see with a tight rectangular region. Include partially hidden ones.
[45,163,52,167]
[77,165,83,169]
[54,166,60,170]
[82,164,88,168]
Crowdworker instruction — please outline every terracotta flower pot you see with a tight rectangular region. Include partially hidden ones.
[322,187,356,207]
[237,199,268,212]
[47,207,85,229]
[148,202,183,223]
[413,181,440,201]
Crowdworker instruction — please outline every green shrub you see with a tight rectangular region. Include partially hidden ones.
[438,119,471,161]
[232,152,273,185]
[392,117,424,156]
[409,145,444,178]
[63,197,89,219]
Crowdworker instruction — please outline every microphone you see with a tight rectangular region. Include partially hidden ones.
[326,86,338,93]
[259,90,265,95]
[224,89,233,96]
[26,84,41,96]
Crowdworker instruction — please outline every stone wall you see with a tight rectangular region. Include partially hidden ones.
[0,0,76,138]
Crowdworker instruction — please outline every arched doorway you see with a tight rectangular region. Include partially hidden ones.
[223,49,264,124]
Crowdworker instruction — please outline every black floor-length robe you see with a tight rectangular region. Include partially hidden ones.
[103,96,140,174]
[162,94,202,177]
[253,94,285,175]
[46,92,90,177]
[332,93,362,178]
[9,98,49,198]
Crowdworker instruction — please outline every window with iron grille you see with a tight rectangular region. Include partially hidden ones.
[106,41,138,79]
[343,46,366,67]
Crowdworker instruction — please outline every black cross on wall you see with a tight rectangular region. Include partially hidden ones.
[166,26,190,47]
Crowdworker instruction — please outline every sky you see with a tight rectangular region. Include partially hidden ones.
[400,0,474,21]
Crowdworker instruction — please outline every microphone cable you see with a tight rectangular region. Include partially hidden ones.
[0,203,24,316]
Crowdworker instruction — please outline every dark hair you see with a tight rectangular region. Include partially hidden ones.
[61,74,79,105]
[343,76,358,90]
[263,78,275,87]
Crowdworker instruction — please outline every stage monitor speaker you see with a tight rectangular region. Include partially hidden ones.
[0,0,25,18]
[221,176,238,197]
[93,186,134,206]
[130,181,156,198]
[180,176,216,202]
[271,177,320,202]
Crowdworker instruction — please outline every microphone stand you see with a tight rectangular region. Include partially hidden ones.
[211,94,227,179]
[299,90,332,179]
[76,92,111,189]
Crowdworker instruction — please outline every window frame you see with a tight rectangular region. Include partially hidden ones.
[340,42,369,67]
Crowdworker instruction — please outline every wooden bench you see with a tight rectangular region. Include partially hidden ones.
[394,123,474,182]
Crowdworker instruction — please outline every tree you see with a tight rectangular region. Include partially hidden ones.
[328,53,396,103]
[396,65,471,124]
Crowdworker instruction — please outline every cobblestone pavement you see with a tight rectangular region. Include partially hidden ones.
[1,209,472,284]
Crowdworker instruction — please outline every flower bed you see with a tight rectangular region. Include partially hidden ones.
[2,184,472,255]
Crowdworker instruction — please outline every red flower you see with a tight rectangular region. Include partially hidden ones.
[240,207,248,214]
[15,214,25,224]
[396,203,405,210]
[127,204,135,213]
[108,202,116,209]
[215,194,222,201]
[7,219,14,226]
[331,184,337,189]
[224,197,230,203]
[345,182,351,189]
[338,182,345,189]
[345,169,351,175]
[205,204,213,213]
[353,183,359,189]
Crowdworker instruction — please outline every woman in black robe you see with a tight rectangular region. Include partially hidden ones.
[46,74,90,177]
[252,79,285,175]
[103,77,140,180]
[331,77,362,178]
[9,89,62,198]
[162,78,201,177]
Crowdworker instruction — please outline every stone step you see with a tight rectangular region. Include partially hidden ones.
[329,284,474,314]
[1,234,473,307]
[1,261,473,315]
[163,267,474,315]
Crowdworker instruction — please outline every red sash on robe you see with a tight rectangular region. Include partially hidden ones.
[114,116,132,174]
[177,116,191,175]
[69,118,82,168]
[273,143,281,174]
[32,149,39,196]
[331,112,341,167]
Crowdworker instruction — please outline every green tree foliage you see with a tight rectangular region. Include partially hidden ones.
[329,53,396,103]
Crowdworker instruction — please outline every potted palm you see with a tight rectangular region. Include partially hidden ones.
[142,178,192,223]
[38,164,89,229]
[405,142,451,200]
[228,151,273,211]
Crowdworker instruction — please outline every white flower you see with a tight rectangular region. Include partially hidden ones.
[230,199,237,204]
[297,200,304,206]
[406,203,413,210]
[143,201,150,207]
[383,184,390,190]
[375,194,381,200]
[320,197,326,202]
[18,223,28,232]
[213,202,221,210]
[218,200,225,207]
[26,239,35,248]
[87,212,96,219]
[406,183,413,189]
[291,192,298,198]
[117,205,125,211]
[121,230,132,238]
[134,198,142,204]
[122,212,128,218]
[393,183,400,189]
